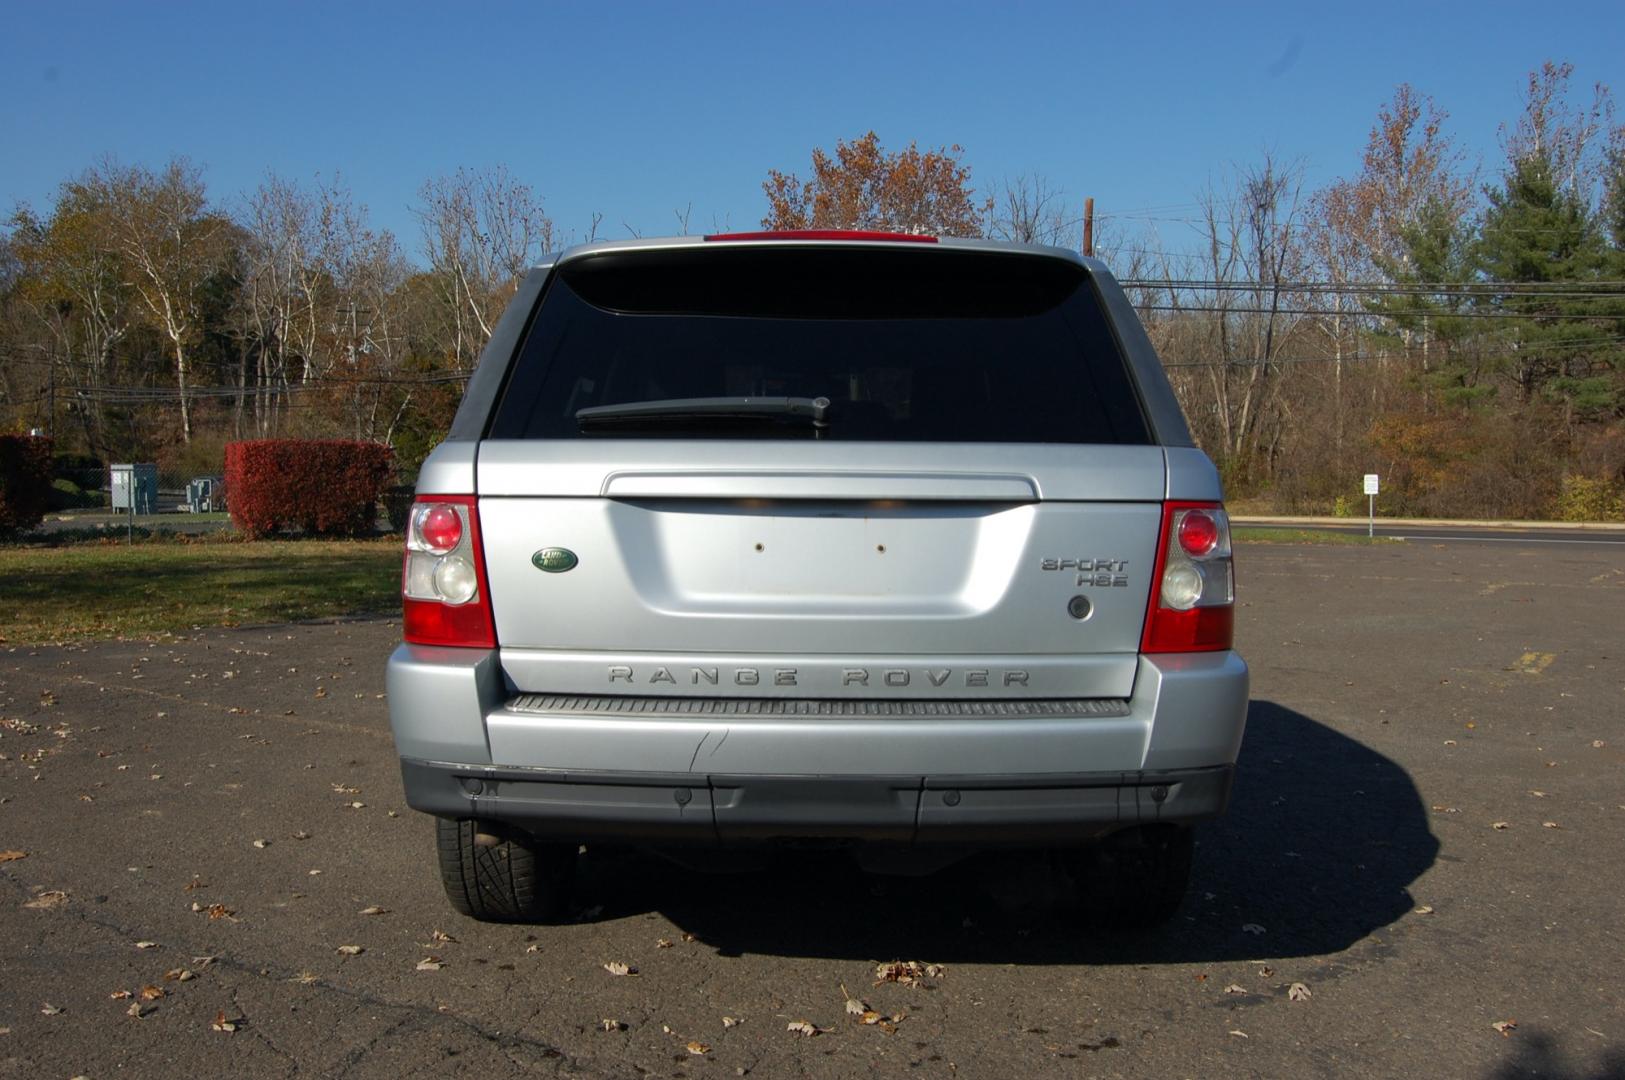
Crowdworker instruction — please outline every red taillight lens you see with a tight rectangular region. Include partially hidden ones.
[402,495,496,649]
[703,229,939,243]
[1142,502,1235,653]
[416,504,463,554]
[1177,510,1219,557]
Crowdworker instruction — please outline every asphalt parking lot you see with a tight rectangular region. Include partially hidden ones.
[2,540,1622,1079]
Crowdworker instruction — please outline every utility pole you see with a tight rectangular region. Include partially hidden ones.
[1082,197,1095,258]
[46,363,55,436]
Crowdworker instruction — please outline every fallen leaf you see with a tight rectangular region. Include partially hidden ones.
[874,960,941,986]
[134,941,157,949]
[680,932,696,942]
[139,985,164,1002]
[163,968,194,982]
[204,903,235,920]
[600,1019,625,1032]
[127,1001,146,1019]
[1229,1029,1249,1039]
[1288,982,1311,1001]
[347,801,365,810]
[336,945,364,956]
[1224,984,1247,994]
[786,1020,822,1037]
[602,961,636,977]
[292,831,311,840]
[0,851,26,863]
[211,1009,237,1033]
[416,957,442,971]
[359,906,387,916]
[428,929,457,944]
[1414,905,1435,915]
[252,839,269,849]
[686,1041,710,1055]
[1256,965,1274,978]
[656,938,674,949]
[110,989,133,1000]
[23,890,68,910]
[1492,822,1510,831]
[1594,740,1606,749]
[41,1003,64,1015]
[1528,791,1547,798]
[1542,821,1561,829]
[722,1016,742,1028]
[1493,1019,1517,1037]
[845,997,867,1016]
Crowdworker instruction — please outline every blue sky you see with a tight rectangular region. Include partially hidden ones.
[3,1,1621,261]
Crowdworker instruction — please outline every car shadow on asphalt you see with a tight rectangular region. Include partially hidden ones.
[1485,1034,1625,1080]
[569,699,1440,964]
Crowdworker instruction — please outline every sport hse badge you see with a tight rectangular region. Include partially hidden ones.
[531,547,578,573]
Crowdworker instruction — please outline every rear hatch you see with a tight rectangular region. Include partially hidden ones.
[475,241,1167,700]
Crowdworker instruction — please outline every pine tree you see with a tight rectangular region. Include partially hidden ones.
[1473,156,1622,416]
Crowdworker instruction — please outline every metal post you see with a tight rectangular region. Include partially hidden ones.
[1368,493,1374,538]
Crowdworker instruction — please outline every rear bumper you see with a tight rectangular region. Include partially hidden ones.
[385,645,1248,842]
[399,757,1233,845]
[386,646,1250,774]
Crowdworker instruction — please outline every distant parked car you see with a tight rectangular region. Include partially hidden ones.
[387,231,1248,927]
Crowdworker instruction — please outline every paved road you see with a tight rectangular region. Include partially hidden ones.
[1243,520,1625,547]
[2,541,1622,1078]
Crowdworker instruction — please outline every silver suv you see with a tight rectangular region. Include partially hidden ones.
[387,231,1248,926]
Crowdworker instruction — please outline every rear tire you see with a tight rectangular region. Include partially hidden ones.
[1069,824,1193,928]
[436,818,576,923]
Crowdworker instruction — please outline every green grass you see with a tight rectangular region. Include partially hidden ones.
[1232,526,1399,546]
[0,537,401,643]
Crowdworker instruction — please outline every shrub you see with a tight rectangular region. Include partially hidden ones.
[1555,475,1625,522]
[224,440,393,539]
[0,435,54,537]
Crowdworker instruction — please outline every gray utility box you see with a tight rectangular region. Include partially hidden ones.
[110,463,158,513]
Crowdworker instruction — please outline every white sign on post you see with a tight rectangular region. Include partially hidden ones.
[1363,473,1380,495]
[1363,473,1379,537]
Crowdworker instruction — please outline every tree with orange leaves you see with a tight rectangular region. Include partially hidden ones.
[761,132,990,237]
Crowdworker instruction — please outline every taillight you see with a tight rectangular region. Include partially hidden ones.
[1142,502,1235,653]
[402,495,496,648]
[415,504,463,554]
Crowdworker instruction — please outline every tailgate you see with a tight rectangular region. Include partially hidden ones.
[477,442,1166,699]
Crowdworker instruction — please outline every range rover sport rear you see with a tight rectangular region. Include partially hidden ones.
[386,232,1249,927]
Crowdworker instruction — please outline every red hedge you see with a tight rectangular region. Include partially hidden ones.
[0,434,53,537]
[225,440,393,538]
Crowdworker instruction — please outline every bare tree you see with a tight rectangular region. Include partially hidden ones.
[987,174,1075,246]
[1503,60,1616,200]
[417,166,552,369]
[1159,154,1310,473]
[88,158,222,442]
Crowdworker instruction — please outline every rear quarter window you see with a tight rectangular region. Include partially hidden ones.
[488,246,1151,444]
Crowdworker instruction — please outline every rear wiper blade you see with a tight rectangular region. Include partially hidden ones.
[576,396,831,430]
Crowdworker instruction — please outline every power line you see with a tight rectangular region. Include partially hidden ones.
[1123,279,1625,298]
[1136,304,1625,321]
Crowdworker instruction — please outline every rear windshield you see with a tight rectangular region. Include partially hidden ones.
[488,246,1150,443]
